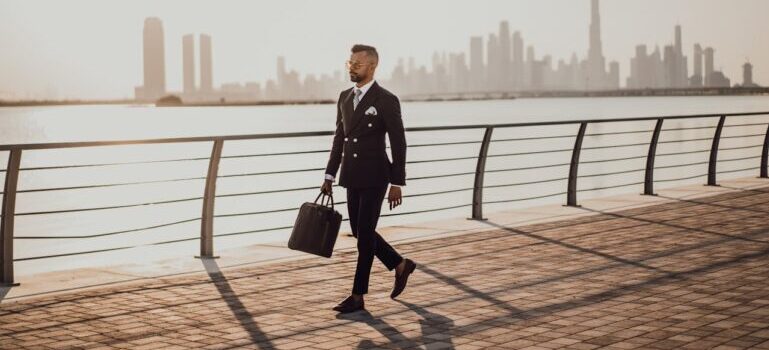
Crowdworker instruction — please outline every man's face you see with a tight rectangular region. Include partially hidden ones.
[347,51,376,83]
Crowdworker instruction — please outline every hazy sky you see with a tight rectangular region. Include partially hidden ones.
[1,0,767,100]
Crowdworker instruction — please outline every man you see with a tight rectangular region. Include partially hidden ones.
[321,44,417,313]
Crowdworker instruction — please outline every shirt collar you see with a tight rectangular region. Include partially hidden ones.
[353,79,376,99]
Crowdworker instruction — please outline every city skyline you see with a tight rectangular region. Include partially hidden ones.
[1,0,768,100]
[138,0,760,103]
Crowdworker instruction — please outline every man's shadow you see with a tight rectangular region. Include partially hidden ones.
[336,300,455,349]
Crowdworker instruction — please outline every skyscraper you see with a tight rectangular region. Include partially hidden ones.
[498,21,512,90]
[742,62,757,87]
[704,47,714,86]
[586,0,607,90]
[486,34,498,92]
[199,34,213,94]
[135,17,166,101]
[673,25,688,87]
[182,34,195,95]
[512,31,524,90]
[469,36,484,91]
[690,44,703,87]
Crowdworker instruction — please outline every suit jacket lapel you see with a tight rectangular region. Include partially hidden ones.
[341,88,355,134]
[347,82,381,135]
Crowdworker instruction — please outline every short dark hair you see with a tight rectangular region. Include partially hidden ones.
[351,44,379,63]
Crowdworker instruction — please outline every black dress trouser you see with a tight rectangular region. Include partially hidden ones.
[347,184,404,295]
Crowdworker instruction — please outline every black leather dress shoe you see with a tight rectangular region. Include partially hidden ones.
[390,259,417,299]
[332,295,365,313]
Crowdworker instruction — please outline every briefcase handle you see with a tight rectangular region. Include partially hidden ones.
[314,192,335,210]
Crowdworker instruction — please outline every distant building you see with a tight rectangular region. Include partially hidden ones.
[135,17,166,101]
[182,34,195,95]
[586,0,609,90]
[690,44,703,87]
[708,71,731,88]
[199,34,213,94]
[486,34,498,92]
[469,36,484,91]
[704,47,715,86]
[498,21,512,90]
[512,31,524,90]
[741,62,760,87]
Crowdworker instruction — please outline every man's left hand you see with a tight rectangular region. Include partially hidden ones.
[388,186,402,210]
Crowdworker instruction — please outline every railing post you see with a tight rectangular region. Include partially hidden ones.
[566,122,588,207]
[643,118,664,195]
[197,140,223,259]
[470,127,494,220]
[1,149,22,286]
[761,124,769,178]
[707,116,726,186]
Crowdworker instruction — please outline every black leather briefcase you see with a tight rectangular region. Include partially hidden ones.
[288,192,342,258]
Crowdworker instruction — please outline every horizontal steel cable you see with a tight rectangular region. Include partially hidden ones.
[484,177,568,189]
[15,176,207,194]
[484,191,567,204]
[14,217,201,239]
[491,134,575,142]
[407,171,476,181]
[723,122,769,128]
[577,181,645,192]
[581,154,648,164]
[380,203,472,217]
[487,147,573,158]
[578,168,645,178]
[661,125,715,132]
[17,157,210,171]
[15,196,203,216]
[655,166,759,183]
[584,129,654,137]
[485,162,570,173]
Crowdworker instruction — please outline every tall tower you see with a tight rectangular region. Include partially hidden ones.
[704,47,714,87]
[199,34,213,94]
[469,36,484,91]
[498,21,512,90]
[587,0,607,90]
[486,34,498,92]
[512,31,524,89]
[138,17,166,101]
[674,25,688,87]
[182,34,195,95]
[691,44,703,87]
[743,62,755,87]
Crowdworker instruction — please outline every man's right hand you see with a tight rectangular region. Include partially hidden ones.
[320,179,333,195]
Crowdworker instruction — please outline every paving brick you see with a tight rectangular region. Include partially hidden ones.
[1,186,768,349]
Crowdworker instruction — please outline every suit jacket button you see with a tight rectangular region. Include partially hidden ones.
[353,138,358,142]
[353,153,358,158]
[368,123,372,127]
[344,137,348,142]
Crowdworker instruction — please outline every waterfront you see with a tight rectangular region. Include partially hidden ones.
[1,96,768,276]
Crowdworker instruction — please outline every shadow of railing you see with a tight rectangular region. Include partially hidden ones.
[201,258,275,348]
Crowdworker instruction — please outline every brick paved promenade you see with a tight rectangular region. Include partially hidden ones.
[1,185,769,349]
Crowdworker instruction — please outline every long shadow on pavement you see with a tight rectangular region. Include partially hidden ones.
[201,258,275,348]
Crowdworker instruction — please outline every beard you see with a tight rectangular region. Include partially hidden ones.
[349,73,362,83]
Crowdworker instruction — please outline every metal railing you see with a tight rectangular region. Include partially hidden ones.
[1,111,768,285]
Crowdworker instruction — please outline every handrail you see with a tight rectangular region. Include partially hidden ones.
[1,111,767,285]
[2,111,767,151]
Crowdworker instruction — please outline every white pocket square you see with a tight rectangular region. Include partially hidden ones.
[365,106,377,116]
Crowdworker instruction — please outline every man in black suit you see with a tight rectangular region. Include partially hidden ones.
[321,44,416,313]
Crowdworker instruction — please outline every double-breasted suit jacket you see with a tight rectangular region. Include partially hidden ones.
[324,82,406,189]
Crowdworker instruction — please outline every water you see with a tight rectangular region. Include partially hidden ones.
[2,96,768,275]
